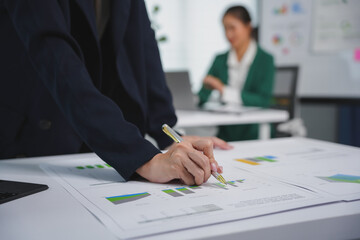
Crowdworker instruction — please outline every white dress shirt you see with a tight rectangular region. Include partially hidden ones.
[222,40,257,104]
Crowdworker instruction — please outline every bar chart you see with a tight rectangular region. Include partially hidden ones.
[235,156,277,165]
[106,178,247,205]
[106,192,151,205]
[75,163,112,170]
[318,174,360,184]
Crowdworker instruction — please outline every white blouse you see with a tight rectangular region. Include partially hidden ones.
[222,40,257,104]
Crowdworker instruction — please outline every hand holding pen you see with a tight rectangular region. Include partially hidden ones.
[162,124,228,185]
[136,124,231,186]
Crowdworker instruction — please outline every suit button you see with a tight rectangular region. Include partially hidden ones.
[39,120,52,130]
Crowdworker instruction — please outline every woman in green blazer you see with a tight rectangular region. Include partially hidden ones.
[198,6,275,141]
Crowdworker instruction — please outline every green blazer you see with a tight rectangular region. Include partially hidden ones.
[198,46,275,141]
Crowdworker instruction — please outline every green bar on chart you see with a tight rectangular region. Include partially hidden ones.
[327,174,360,184]
[176,187,194,194]
[254,157,277,162]
[214,183,228,190]
[227,181,238,187]
[76,166,85,170]
[86,165,95,169]
[96,164,105,168]
[106,192,151,205]
[162,189,183,197]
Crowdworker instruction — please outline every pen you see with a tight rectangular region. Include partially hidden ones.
[162,124,227,185]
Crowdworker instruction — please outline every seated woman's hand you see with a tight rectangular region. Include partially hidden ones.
[203,75,224,93]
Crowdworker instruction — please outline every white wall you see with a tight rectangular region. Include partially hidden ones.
[145,0,258,92]
[144,0,187,70]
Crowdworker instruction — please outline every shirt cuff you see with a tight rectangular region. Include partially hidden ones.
[222,86,242,105]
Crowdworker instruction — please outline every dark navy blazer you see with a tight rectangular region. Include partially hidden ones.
[0,0,177,180]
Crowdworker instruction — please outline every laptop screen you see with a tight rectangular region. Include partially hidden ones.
[165,71,198,111]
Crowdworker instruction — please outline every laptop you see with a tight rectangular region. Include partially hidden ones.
[165,71,198,111]
[165,71,259,114]
[0,179,48,204]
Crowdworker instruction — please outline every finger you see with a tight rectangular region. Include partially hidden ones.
[188,152,211,182]
[169,145,198,185]
[211,162,224,173]
[211,137,233,150]
[192,139,214,162]
[210,162,217,172]
[177,139,211,181]
[191,140,214,179]
[178,167,195,186]
[188,139,226,175]
[181,135,200,143]
[183,157,206,185]
[210,160,224,174]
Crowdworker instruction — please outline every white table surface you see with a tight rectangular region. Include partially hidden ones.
[1,139,360,240]
[175,109,289,128]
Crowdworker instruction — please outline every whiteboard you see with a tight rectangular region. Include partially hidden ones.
[259,0,360,99]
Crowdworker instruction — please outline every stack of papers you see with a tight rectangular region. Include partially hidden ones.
[41,138,360,239]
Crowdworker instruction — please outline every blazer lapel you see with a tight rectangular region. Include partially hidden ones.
[110,0,131,53]
[73,0,102,88]
[111,0,143,106]
[73,0,99,44]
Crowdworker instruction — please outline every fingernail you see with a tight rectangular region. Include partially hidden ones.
[211,163,217,172]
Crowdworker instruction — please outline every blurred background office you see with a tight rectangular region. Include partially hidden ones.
[144,0,360,147]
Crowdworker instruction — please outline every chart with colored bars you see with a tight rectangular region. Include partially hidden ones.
[235,155,277,165]
[318,174,360,184]
[107,192,151,205]
[161,179,245,197]
[41,139,360,239]
[106,179,245,205]
[75,163,112,170]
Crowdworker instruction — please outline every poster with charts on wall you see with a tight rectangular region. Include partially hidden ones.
[312,0,360,53]
[42,152,337,239]
[260,0,312,63]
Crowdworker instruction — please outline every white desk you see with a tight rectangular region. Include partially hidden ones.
[176,109,289,140]
[1,138,359,240]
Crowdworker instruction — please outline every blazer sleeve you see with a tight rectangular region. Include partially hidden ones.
[140,0,177,149]
[242,54,275,108]
[3,0,160,181]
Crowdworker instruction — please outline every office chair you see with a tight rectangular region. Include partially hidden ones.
[271,66,306,137]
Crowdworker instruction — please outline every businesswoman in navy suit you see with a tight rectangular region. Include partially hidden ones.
[0,0,230,185]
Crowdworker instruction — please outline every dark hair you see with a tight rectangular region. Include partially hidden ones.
[223,6,251,25]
